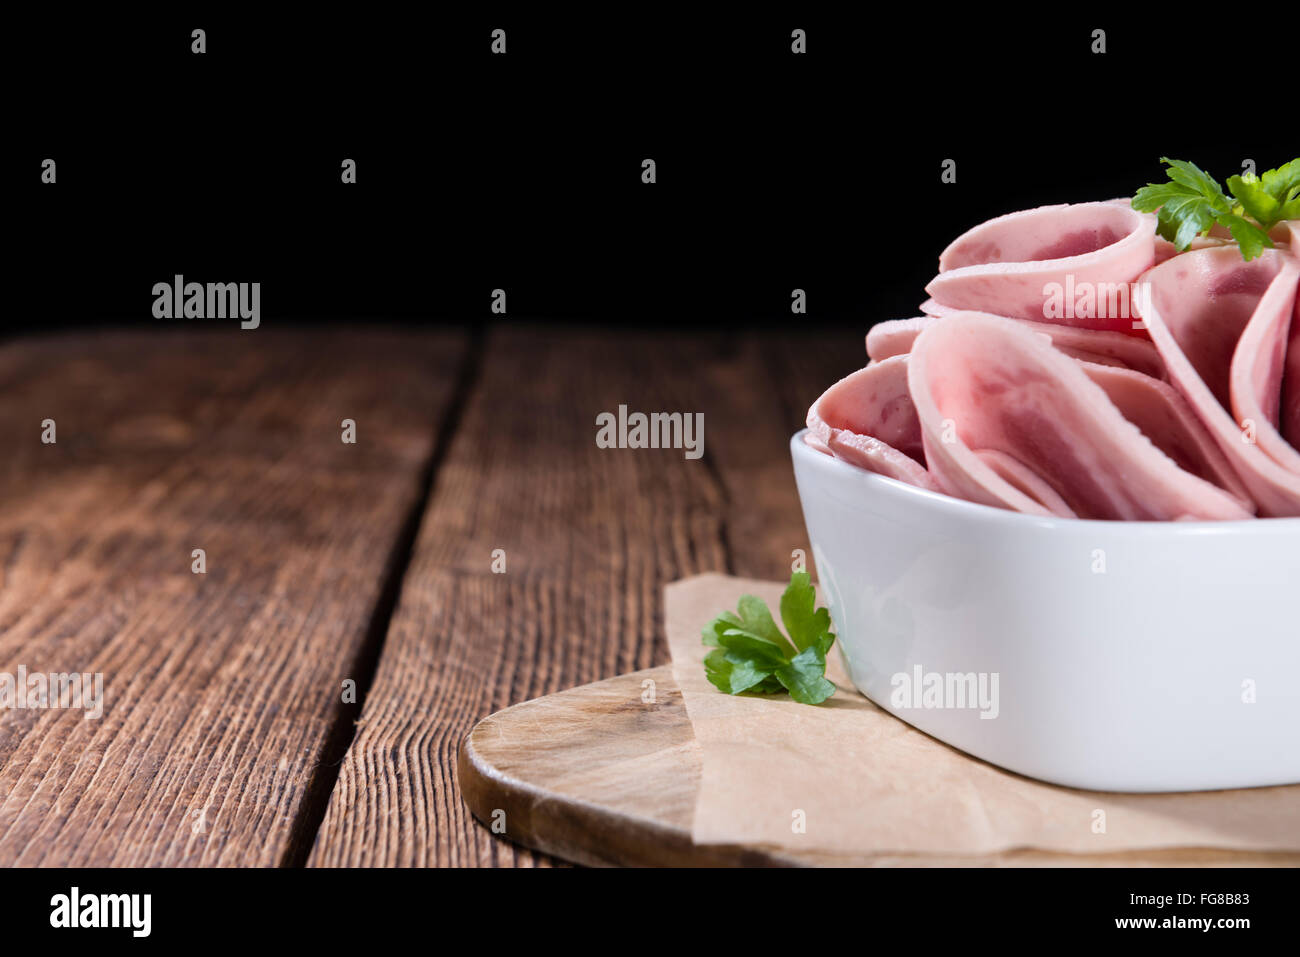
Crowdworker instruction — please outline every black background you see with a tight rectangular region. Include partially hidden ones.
[10,864,1287,942]
[9,10,1296,331]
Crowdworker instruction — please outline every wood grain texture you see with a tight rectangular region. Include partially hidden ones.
[459,666,1300,867]
[307,323,861,866]
[0,328,467,866]
[458,667,786,867]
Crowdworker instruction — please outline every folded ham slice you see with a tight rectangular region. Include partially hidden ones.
[973,449,1077,517]
[1285,262,1300,449]
[867,313,1165,379]
[809,200,1300,521]
[1081,363,1253,508]
[805,356,940,491]
[865,317,934,362]
[1153,235,1237,265]
[1230,268,1300,476]
[1282,222,1300,450]
[906,314,1253,520]
[925,202,1157,332]
[1139,246,1300,516]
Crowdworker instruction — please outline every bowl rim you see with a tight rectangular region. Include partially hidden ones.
[791,430,1300,535]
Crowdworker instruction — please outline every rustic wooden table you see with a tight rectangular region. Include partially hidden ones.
[0,323,856,866]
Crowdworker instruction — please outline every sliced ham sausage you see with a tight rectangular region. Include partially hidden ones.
[806,202,1300,521]
[1080,363,1252,507]
[925,202,1157,332]
[867,312,1164,378]
[905,315,1253,521]
[805,356,940,491]
[1138,246,1300,516]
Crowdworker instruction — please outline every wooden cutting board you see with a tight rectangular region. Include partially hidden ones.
[458,666,1300,867]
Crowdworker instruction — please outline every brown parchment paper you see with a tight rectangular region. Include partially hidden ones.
[666,574,1300,857]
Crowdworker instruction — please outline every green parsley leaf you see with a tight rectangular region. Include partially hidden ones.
[704,648,772,695]
[734,594,797,658]
[1133,157,1298,261]
[701,571,838,705]
[1226,160,1300,243]
[701,610,741,646]
[1133,157,1232,248]
[775,645,838,704]
[1226,171,1282,228]
[1160,157,1224,199]
[779,570,835,654]
[1217,212,1271,261]
[1260,159,1300,218]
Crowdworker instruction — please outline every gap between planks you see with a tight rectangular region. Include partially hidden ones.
[282,322,488,866]
[304,323,861,866]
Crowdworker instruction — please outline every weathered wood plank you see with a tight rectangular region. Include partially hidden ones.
[0,327,468,866]
[307,323,861,866]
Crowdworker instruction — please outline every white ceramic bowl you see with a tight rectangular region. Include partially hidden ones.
[791,431,1300,792]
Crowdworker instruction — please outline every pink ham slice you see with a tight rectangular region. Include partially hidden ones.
[867,312,1165,379]
[1139,246,1300,516]
[1081,363,1253,508]
[1153,234,1236,264]
[805,356,940,491]
[1283,222,1300,450]
[1106,196,1240,265]
[1229,266,1300,476]
[906,314,1253,520]
[925,202,1157,332]
[974,450,1077,517]
[866,317,934,361]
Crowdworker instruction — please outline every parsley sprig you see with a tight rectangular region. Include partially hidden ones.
[702,571,837,705]
[1133,157,1300,261]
